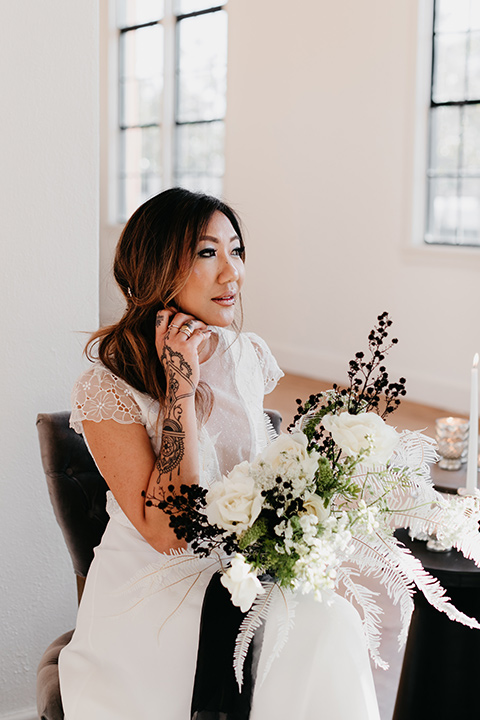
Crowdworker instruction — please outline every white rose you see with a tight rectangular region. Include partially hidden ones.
[259,432,319,481]
[205,466,263,534]
[220,554,265,612]
[322,411,399,466]
[302,493,330,523]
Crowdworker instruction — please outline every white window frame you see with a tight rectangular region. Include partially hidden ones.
[99,0,228,323]
[107,1,227,224]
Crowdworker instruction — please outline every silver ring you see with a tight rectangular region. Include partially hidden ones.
[170,323,180,329]
[179,325,193,338]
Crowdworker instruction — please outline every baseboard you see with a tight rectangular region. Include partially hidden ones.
[270,341,469,416]
[0,709,37,720]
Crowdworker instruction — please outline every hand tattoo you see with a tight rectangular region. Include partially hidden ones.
[155,341,195,483]
[156,314,164,328]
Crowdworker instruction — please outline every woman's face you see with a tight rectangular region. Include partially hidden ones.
[175,210,245,327]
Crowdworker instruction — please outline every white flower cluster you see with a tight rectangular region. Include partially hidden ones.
[434,494,480,549]
[205,432,325,611]
[252,432,320,499]
[205,462,263,534]
[204,415,403,613]
[322,411,399,466]
[293,516,353,601]
[350,499,381,538]
[220,554,265,612]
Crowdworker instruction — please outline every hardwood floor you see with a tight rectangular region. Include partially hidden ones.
[267,372,464,437]
[266,372,464,720]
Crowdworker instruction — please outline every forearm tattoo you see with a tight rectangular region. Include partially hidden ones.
[155,337,195,483]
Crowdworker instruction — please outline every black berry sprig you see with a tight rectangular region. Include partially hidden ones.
[288,392,342,458]
[342,312,406,417]
[142,485,238,555]
[289,313,406,455]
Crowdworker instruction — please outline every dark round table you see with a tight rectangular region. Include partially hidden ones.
[392,466,480,719]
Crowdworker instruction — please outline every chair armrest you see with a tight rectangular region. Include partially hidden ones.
[36,630,73,720]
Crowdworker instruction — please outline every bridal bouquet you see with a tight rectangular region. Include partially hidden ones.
[144,313,480,683]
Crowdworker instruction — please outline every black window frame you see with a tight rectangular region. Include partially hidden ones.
[425,0,480,247]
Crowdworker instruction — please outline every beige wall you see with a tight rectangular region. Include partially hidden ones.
[224,0,480,416]
[0,2,99,717]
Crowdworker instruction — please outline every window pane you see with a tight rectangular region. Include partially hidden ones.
[429,105,461,172]
[463,105,480,171]
[458,178,480,244]
[467,31,480,99]
[177,68,227,122]
[435,0,470,33]
[176,121,225,177]
[175,0,227,15]
[471,2,480,31]
[177,11,227,122]
[120,25,163,82]
[120,126,162,175]
[117,0,164,28]
[120,26,164,126]
[119,127,162,220]
[121,77,163,126]
[432,32,468,102]
[426,177,461,242]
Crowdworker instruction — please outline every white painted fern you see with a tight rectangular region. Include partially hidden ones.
[116,550,224,606]
[345,535,416,650]
[233,580,276,689]
[339,567,388,669]
[258,585,297,687]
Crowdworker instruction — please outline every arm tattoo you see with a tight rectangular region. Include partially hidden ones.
[155,341,195,483]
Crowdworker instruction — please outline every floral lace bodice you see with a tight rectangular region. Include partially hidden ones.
[70,328,283,525]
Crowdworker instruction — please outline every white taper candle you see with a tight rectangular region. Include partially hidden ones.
[466,353,479,493]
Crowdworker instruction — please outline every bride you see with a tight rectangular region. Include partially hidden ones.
[59,187,381,719]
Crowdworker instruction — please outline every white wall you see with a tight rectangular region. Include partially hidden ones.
[0,2,99,717]
[224,0,480,417]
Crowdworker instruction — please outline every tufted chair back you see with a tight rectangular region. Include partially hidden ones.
[36,411,109,602]
[36,411,109,720]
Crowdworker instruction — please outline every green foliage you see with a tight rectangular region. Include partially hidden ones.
[238,517,268,550]
[302,403,336,444]
[248,534,299,586]
[314,456,337,503]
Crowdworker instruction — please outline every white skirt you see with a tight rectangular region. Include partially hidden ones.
[59,517,381,720]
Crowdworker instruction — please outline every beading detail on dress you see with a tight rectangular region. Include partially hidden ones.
[70,363,144,434]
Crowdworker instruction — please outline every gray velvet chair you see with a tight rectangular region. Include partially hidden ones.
[36,408,282,720]
[36,412,109,720]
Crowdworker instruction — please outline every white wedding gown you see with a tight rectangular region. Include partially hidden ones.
[59,328,380,720]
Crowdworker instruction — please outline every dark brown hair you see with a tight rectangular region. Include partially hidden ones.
[87,188,244,410]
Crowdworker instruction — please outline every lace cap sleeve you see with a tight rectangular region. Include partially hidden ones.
[244,332,284,394]
[70,363,144,434]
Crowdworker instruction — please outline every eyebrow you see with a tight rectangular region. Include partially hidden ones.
[198,235,241,244]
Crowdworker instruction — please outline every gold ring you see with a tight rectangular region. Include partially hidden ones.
[183,320,195,331]
[179,325,193,338]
